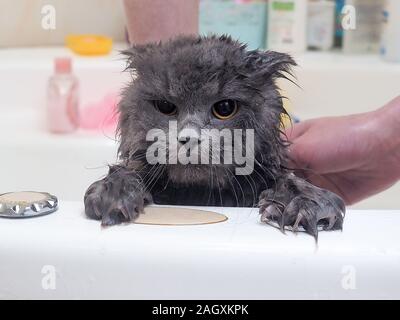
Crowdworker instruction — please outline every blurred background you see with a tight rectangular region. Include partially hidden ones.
[0,0,396,54]
[0,0,399,209]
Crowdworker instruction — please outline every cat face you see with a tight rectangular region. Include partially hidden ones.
[118,35,295,186]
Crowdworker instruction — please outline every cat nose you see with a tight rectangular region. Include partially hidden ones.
[177,129,201,146]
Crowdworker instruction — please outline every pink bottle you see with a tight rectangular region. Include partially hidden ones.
[47,58,79,133]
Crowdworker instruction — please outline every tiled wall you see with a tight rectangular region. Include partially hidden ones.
[0,0,126,47]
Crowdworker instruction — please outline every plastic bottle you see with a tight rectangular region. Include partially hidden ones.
[307,0,336,51]
[334,0,345,47]
[47,58,79,133]
[381,0,400,62]
[267,0,308,53]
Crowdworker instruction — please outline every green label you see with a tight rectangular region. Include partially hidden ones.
[272,1,295,11]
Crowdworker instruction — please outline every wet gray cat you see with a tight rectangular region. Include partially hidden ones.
[84,35,345,239]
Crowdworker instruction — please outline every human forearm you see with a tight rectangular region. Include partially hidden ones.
[286,95,400,204]
[123,0,199,45]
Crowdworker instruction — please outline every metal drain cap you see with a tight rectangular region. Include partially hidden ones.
[0,191,58,218]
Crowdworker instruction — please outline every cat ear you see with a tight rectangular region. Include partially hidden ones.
[244,50,297,83]
[121,42,160,71]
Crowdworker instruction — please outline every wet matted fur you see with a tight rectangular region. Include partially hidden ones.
[84,35,345,239]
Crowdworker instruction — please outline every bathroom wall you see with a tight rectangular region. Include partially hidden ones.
[0,0,126,47]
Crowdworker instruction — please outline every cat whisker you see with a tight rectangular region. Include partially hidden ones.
[223,167,239,207]
[147,165,166,193]
[227,167,246,206]
[207,165,214,206]
[213,165,223,207]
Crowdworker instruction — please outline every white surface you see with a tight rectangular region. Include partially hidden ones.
[281,51,400,119]
[0,108,117,202]
[0,203,399,299]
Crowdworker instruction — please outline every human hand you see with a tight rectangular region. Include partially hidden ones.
[285,96,400,205]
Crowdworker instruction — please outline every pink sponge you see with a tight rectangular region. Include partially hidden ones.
[80,93,120,132]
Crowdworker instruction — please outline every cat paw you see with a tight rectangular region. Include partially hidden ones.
[258,175,345,240]
[84,176,152,226]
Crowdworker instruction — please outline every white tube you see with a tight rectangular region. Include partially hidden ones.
[267,0,308,53]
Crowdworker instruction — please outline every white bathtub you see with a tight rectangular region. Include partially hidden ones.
[1,203,400,299]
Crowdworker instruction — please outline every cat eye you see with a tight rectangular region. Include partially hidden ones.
[153,100,177,115]
[212,100,238,120]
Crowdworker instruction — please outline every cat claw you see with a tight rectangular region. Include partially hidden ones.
[259,189,345,241]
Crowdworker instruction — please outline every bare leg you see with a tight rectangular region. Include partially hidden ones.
[123,0,199,45]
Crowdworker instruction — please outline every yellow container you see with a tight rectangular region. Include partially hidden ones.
[66,35,113,56]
